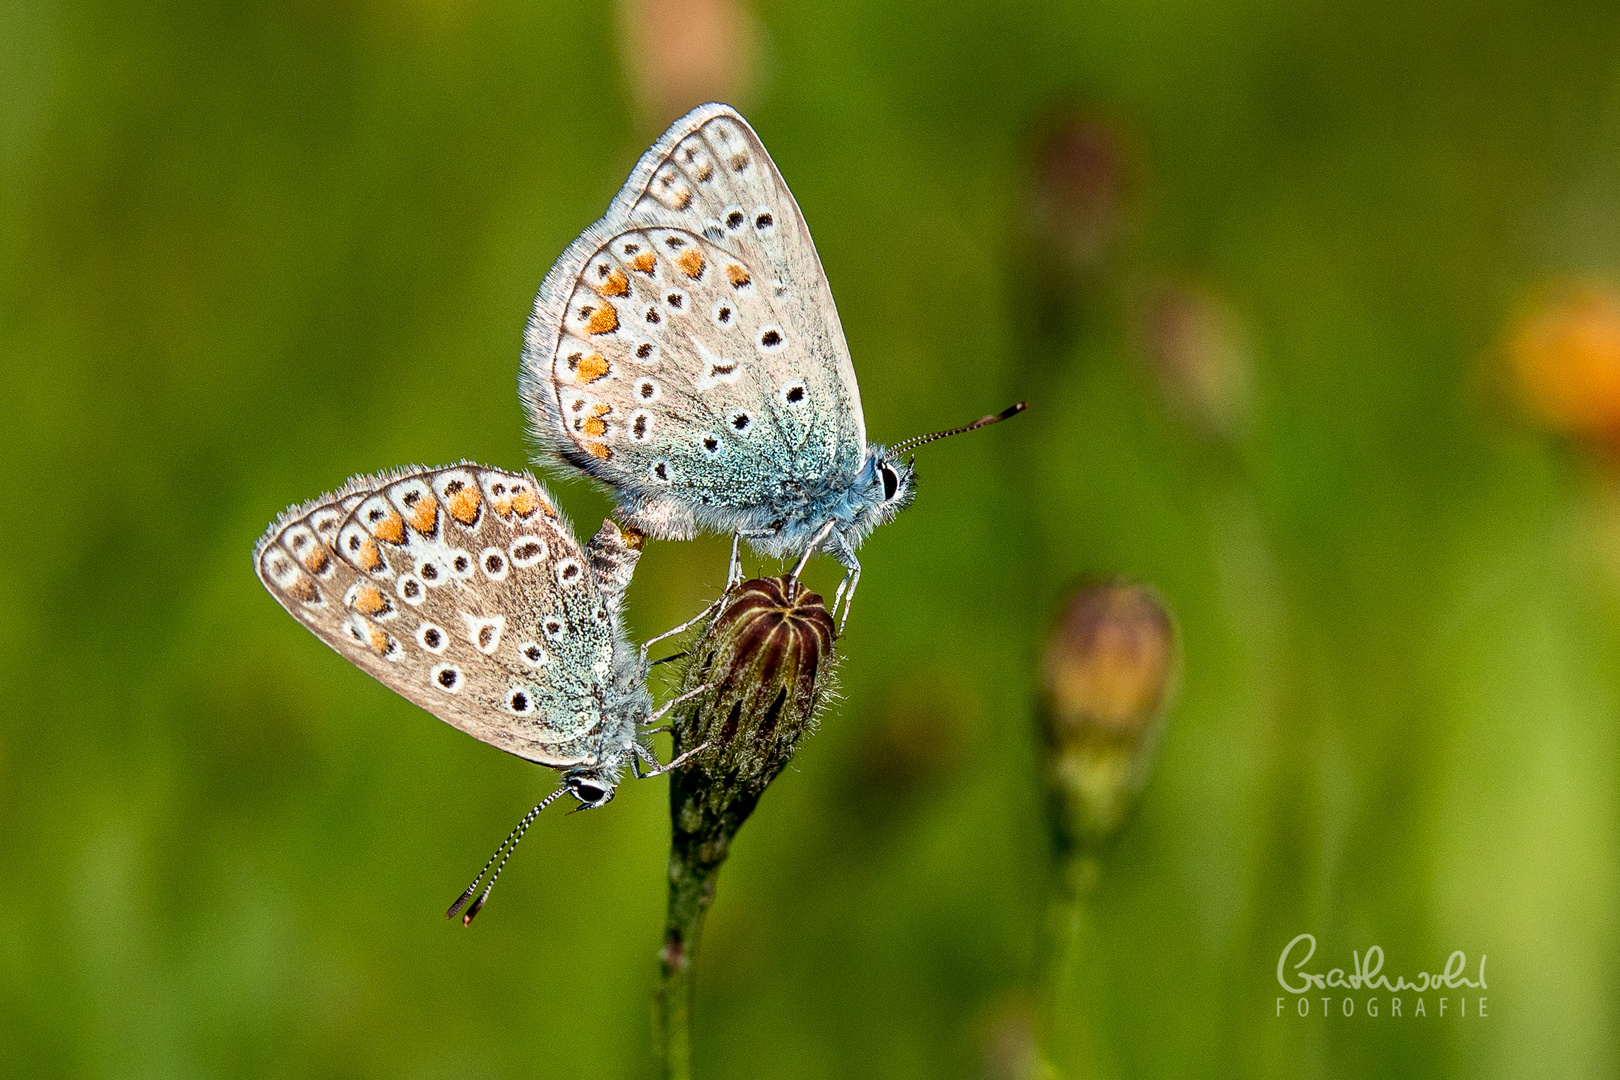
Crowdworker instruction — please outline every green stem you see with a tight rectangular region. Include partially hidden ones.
[1035,850,1100,1075]
[654,851,722,1080]
[650,577,833,1078]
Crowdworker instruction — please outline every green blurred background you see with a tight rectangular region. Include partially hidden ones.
[5,0,1619,1075]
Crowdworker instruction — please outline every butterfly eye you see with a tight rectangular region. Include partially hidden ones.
[881,464,900,502]
[571,781,607,805]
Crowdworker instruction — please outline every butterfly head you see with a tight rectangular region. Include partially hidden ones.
[854,403,1027,528]
[858,447,918,527]
[564,772,617,810]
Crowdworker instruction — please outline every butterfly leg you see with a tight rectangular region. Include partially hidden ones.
[639,599,727,671]
[631,737,713,778]
[789,519,839,584]
[729,528,778,586]
[830,543,862,634]
[645,682,712,726]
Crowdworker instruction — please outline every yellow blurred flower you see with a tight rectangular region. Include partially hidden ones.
[1508,281,1620,441]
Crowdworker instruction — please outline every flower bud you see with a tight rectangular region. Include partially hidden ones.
[1136,278,1254,441]
[1038,580,1176,855]
[1024,107,1135,282]
[620,0,760,130]
[670,577,834,850]
[659,577,835,974]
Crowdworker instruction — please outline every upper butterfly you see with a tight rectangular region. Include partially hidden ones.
[254,462,708,922]
[519,103,1023,626]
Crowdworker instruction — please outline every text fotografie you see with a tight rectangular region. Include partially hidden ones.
[1275,933,1487,1017]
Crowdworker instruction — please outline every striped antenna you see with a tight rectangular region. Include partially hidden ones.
[890,402,1027,456]
[446,785,570,926]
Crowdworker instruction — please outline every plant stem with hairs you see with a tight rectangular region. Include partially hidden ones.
[653,577,835,1079]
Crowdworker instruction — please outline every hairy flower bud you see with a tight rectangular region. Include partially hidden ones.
[656,576,835,1054]
[1038,580,1176,856]
[669,577,835,867]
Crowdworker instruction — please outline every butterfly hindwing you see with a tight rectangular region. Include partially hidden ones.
[255,464,626,767]
[523,104,867,538]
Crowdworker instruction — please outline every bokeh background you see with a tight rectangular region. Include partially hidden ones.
[5,0,1620,1076]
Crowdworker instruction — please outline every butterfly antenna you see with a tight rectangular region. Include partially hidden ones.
[890,401,1027,456]
[446,786,569,926]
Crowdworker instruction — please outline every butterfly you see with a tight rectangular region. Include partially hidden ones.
[254,462,710,922]
[519,103,1023,628]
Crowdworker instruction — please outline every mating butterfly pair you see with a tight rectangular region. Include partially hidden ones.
[255,104,1022,921]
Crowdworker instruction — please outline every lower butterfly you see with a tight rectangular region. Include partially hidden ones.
[254,462,711,923]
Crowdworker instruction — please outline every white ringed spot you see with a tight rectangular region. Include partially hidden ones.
[430,663,463,694]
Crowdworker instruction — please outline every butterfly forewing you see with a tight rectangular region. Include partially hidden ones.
[523,104,867,537]
[255,464,619,767]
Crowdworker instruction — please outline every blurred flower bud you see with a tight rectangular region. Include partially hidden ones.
[1024,107,1135,282]
[620,0,760,131]
[974,995,1052,1080]
[660,577,835,969]
[1136,278,1254,440]
[1038,580,1176,857]
[1506,281,1620,447]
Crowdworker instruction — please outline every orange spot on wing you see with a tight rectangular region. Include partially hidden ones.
[408,495,438,534]
[354,585,388,615]
[448,484,480,524]
[676,248,706,280]
[726,264,751,288]
[356,537,383,572]
[374,511,405,545]
[595,268,630,297]
[582,416,607,437]
[585,303,619,335]
[628,252,656,274]
[587,443,612,461]
[301,547,330,574]
[511,488,540,517]
[675,188,693,210]
[589,403,612,417]
[367,626,390,654]
[577,353,610,383]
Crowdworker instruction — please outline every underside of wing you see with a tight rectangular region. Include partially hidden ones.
[522,105,866,533]
[254,463,621,767]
